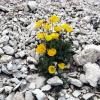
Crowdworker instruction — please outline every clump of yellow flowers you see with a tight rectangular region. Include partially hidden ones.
[35,15,74,75]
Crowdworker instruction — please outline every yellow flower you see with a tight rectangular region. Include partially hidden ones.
[49,15,60,23]
[35,20,44,28]
[37,32,46,39]
[36,43,46,54]
[58,63,65,69]
[62,23,73,32]
[43,23,51,30]
[47,48,57,56]
[45,34,52,41]
[54,26,62,32]
[48,65,56,74]
[51,33,59,39]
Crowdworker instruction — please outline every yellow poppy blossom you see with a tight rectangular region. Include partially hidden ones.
[49,15,60,23]
[51,33,59,39]
[47,48,57,56]
[58,63,65,69]
[48,65,56,74]
[43,23,51,30]
[54,26,62,32]
[37,32,46,39]
[36,43,46,54]
[45,34,52,41]
[62,23,73,32]
[35,19,44,28]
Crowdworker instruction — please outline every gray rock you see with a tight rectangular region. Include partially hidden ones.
[32,89,47,100]
[25,91,35,100]
[72,90,81,97]
[68,78,83,87]
[27,57,38,64]
[0,35,9,44]
[2,65,12,75]
[10,78,20,85]
[82,93,94,100]
[28,82,36,90]
[0,55,12,63]
[0,48,4,55]
[13,92,25,100]
[41,85,51,91]
[83,62,100,87]
[58,97,66,100]
[47,76,63,86]
[7,62,13,71]
[15,51,26,58]
[5,93,14,100]
[0,94,5,100]
[27,1,37,11]
[4,86,13,94]
[74,44,100,65]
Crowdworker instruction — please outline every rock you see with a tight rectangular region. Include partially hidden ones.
[73,41,79,48]
[0,87,4,93]
[0,48,4,54]
[0,5,10,12]
[27,1,37,11]
[58,97,66,100]
[68,78,83,87]
[47,76,63,86]
[7,62,13,71]
[41,85,51,91]
[13,92,25,100]
[48,95,55,100]
[2,65,12,75]
[83,62,100,87]
[27,57,38,64]
[25,91,35,100]
[72,90,81,97]
[0,35,9,44]
[28,65,37,70]
[73,44,100,65]
[0,55,12,63]
[28,82,36,90]
[4,86,13,94]
[32,89,47,100]
[5,93,14,100]
[15,51,26,58]
[79,74,87,83]
[26,74,46,88]
[10,78,20,85]
[3,45,14,55]
[0,94,5,100]
[82,93,94,100]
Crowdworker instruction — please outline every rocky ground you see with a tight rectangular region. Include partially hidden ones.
[0,0,100,100]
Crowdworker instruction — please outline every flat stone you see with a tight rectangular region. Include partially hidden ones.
[25,91,35,100]
[47,76,63,86]
[82,93,94,100]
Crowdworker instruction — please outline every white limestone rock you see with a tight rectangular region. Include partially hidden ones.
[32,89,47,100]
[73,44,100,65]
[47,76,63,86]
[0,55,12,63]
[13,92,25,100]
[82,93,94,100]
[25,91,35,100]
[83,62,100,87]
[68,78,83,87]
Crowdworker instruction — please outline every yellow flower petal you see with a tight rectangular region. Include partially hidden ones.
[54,26,62,32]
[43,23,51,30]
[62,23,73,32]
[49,15,60,23]
[48,65,56,74]
[51,33,59,39]
[37,32,46,39]
[45,34,52,41]
[58,63,65,69]
[35,19,44,28]
[47,48,57,56]
[36,43,46,54]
